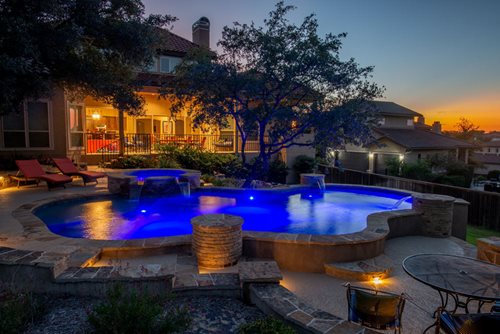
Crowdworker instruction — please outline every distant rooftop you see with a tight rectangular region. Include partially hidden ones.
[471,153,500,165]
[375,127,475,150]
[158,30,201,56]
[373,101,423,118]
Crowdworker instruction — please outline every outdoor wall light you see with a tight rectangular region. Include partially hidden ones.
[372,275,382,286]
[368,153,374,158]
[399,154,405,161]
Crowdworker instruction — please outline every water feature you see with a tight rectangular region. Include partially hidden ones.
[390,195,412,209]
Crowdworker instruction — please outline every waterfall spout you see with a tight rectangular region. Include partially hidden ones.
[391,195,412,210]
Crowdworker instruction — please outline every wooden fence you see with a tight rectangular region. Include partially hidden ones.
[318,165,500,231]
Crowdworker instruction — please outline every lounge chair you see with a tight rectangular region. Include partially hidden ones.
[345,283,406,334]
[52,158,106,186]
[15,160,72,190]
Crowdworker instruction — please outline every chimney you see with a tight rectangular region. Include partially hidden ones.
[432,121,442,134]
[192,17,210,48]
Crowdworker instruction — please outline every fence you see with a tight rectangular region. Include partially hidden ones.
[83,133,265,164]
[318,165,500,231]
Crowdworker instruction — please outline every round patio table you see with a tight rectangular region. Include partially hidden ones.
[403,254,500,315]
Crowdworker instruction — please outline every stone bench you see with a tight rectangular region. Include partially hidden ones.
[477,236,500,265]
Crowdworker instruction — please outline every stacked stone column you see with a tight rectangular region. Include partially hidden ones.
[191,214,243,268]
[412,194,455,237]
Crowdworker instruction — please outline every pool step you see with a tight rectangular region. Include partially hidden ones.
[324,254,393,281]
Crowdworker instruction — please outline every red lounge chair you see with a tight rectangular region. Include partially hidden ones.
[52,158,106,185]
[15,160,72,190]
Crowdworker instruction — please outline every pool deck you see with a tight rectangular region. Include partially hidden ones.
[0,175,481,333]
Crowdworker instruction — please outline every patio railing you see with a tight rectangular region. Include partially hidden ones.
[84,133,266,163]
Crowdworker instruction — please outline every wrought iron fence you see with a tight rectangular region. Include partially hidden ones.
[83,133,266,163]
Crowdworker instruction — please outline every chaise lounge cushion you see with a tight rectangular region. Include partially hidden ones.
[15,160,72,189]
[52,158,106,184]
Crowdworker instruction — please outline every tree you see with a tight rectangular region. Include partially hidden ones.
[164,1,382,184]
[453,117,481,141]
[0,0,175,154]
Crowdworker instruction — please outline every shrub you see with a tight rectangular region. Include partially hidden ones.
[0,291,45,334]
[108,155,157,169]
[401,160,433,181]
[155,144,244,176]
[239,317,296,334]
[292,155,317,175]
[88,285,190,334]
[267,159,288,184]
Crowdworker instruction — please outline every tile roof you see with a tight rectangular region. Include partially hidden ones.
[374,128,475,150]
[471,153,500,165]
[157,29,201,56]
[373,101,423,117]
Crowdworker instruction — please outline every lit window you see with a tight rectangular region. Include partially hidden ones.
[68,105,84,148]
[406,119,413,126]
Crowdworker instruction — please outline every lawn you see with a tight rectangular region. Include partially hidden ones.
[466,224,500,246]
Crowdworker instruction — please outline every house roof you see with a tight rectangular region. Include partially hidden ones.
[482,140,500,148]
[374,128,475,150]
[373,101,423,118]
[471,153,500,165]
[158,30,201,56]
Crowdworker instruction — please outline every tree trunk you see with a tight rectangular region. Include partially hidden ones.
[118,110,125,156]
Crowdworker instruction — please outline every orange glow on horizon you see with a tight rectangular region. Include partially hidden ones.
[416,93,500,132]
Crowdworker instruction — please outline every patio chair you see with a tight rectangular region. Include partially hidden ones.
[437,308,500,334]
[52,158,106,186]
[15,160,72,190]
[345,283,406,334]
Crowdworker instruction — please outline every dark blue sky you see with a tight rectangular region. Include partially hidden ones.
[143,0,500,130]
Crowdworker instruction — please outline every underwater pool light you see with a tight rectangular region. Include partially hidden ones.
[249,196,254,201]
[140,209,147,213]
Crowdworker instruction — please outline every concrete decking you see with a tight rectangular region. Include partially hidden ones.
[282,236,477,333]
[0,176,483,333]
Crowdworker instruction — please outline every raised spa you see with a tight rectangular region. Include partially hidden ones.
[35,186,412,240]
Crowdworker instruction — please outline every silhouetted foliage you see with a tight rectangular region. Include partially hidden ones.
[0,0,175,115]
[165,1,382,185]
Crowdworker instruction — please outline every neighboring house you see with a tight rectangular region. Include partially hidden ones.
[0,17,249,166]
[471,140,500,175]
[337,101,474,174]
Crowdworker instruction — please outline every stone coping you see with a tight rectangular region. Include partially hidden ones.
[16,188,414,251]
[250,284,377,334]
[107,168,201,181]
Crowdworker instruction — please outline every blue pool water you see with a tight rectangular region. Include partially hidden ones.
[35,187,412,240]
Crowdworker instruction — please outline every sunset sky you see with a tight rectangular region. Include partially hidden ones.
[144,0,500,131]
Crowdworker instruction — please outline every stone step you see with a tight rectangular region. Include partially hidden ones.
[324,254,393,281]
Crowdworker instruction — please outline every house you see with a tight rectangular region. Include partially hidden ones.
[471,139,500,175]
[0,17,249,166]
[336,101,475,174]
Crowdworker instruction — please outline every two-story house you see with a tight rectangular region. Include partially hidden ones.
[0,17,246,166]
[336,101,474,174]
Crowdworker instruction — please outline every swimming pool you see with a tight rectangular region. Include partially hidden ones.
[34,186,412,240]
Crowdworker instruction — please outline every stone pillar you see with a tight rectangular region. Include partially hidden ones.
[191,214,243,268]
[412,194,455,237]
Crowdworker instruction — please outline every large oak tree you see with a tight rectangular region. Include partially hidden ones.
[165,1,382,183]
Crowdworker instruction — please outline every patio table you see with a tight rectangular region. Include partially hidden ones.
[403,253,500,332]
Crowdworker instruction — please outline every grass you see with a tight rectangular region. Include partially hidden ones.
[466,225,500,246]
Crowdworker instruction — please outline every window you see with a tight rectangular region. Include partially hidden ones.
[147,57,159,72]
[378,117,385,126]
[406,119,413,126]
[68,104,84,148]
[159,56,182,73]
[1,101,51,149]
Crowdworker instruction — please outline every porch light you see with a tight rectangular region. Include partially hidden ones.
[372,275,382,286]
[91,111,101,120]
[368,152,374,158]
[399,154,404,161]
